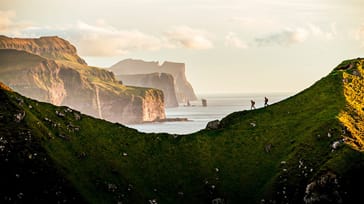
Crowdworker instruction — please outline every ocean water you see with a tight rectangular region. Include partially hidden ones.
[127,93,293,135]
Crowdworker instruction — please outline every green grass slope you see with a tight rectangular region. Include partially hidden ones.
[1,58,364,204]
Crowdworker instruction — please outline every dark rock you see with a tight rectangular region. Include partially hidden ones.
[14,111,25,123]
[303,172,342,204]
[265,144,272,153]
[74,113,81,121]
[206,120,220,130]
[151,117,188,123]
[212,197,225,204]
[57,133,70,141]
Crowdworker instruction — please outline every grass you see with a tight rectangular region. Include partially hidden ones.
[1,58,364,203]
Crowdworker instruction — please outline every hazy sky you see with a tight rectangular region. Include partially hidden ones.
[1,0,364,94]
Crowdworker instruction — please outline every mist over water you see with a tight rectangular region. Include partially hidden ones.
[127,93,293,134]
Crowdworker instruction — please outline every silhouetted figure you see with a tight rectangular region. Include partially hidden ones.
[187,100,191,106]
[264,97,269,107]
[251,100,256,110]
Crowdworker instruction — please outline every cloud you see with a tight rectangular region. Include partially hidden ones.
[69,21,162,56]
[355,24,364,46]
[163,26,213,49]
[308,23,337,40]
[0,10,214,56]
[224,32,248,49]
[255,28,308,46]
[74,23,214,56]
[254,24,336,46]
[0,10,32,35]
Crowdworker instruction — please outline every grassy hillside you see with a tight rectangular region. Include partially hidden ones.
[1,58,364,203]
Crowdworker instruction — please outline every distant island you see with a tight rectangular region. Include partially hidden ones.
[110,58,198,107]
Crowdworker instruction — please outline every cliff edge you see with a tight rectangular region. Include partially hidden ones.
[0,35,87,65]
[116,73,178,108]
[110,58,197,103]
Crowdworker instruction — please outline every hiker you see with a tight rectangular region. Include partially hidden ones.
[251,100,256,110]
[264,97,269,107]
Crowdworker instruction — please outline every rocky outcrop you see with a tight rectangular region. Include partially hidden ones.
[0,35,87,65]
[303,172,342,204]
[206,120,221,130]
[0,36,166,124]
[116,73,178,107]
[110,59,197,103]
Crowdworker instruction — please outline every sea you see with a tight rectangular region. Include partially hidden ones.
[127,93,293,135]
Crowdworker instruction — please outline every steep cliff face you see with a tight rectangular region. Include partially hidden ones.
[0,49,66,105]
[161,61,197,102]
[0,35,87,65]
[116,73,178,107]
[57,64,165,124]
[110,58,197,103]
[142,89,166,121]
[0,36,166,124]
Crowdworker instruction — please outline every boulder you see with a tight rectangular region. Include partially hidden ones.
[206,120,220,130]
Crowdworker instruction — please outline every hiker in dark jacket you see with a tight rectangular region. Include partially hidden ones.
[264,97,269,107]
[251,100,256,110]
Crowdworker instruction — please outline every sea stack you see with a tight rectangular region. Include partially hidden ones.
[202,99,207,107]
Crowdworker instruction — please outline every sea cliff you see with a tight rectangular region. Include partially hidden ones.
[110,58,197,103]
[116,73,178,107]
[0,36,165,123]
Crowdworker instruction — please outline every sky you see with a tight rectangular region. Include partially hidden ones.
[1,0,364,94]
